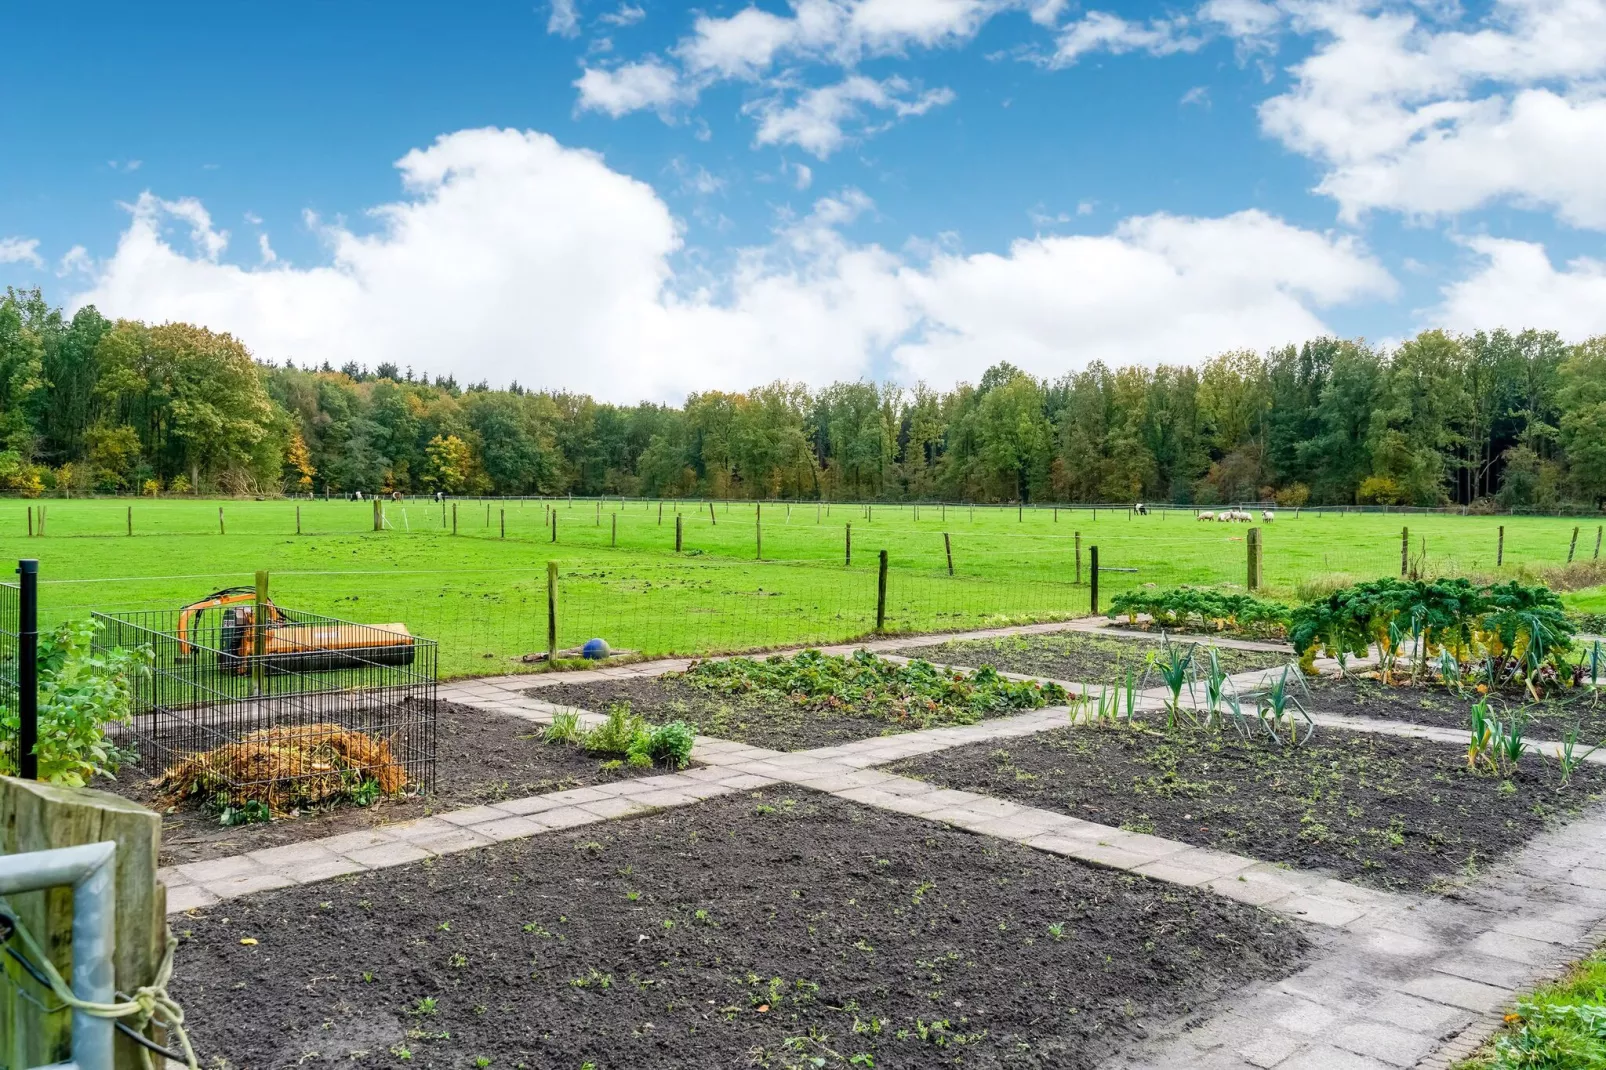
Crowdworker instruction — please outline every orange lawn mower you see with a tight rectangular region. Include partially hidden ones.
[175,587,417,674]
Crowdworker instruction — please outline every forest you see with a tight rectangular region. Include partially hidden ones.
[2,286,1604,508]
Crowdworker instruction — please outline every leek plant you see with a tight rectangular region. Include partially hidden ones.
[1257,666,1315,747]
[1147,637,1197,730]
[1556,725,1601,784]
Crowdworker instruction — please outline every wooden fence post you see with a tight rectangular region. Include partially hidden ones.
[609,512,614,547]
[452,502,458,535]
[1497,525,1504,567]
[0,777,166,1070]
[1569,525,1580,563]
[550,510,557,543]
[675,514,683,552]
[1089,546,1099,616]
[1247,527,1263,591]
[709,501,716,526]
[219,506,225,535]
[1400,526,1409,576]
[845,523,852,567]
[126,505,132,536]
[944,532,954,576]
[502,509,507,540]
[755,503,762,560]
[296,505,301,535]
[1075,532,1082,585]
[875,550,888,633]
[26,505,32,537]
[1596,525,1603,561]
[373,498,381,532]
[546,561,558,662]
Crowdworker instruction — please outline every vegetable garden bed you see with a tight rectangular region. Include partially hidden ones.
[1304,672,1606,741]
[529,649,1068,752]
[112,701,671,866]
[890,723,1606,893]
[169,787,1308,1070]
[890,631,1292,686]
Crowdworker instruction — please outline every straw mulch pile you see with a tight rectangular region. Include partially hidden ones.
[156,722,407,813]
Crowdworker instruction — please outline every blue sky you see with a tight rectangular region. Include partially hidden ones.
[3,0,1603,400]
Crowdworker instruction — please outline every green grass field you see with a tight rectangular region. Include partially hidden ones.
[0,497,1600,677]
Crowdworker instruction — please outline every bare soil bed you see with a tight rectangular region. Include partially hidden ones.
[891,722,1606,893]
[1304,673,1606,741]
[891,630,1291,685]
[529,673,1038,752]
[169,787,1308,1070]
[108,701,664,866]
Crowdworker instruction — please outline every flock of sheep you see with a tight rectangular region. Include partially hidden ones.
[1192,508,1274,522]
[1126,504,1275,522]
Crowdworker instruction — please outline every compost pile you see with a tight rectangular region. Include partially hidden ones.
[156,722,406,813]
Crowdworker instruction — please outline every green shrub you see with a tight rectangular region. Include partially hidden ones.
[1107,587,1291,638]
[675,648,1066,729]
[576,703,695,770]
[0,618,151,786]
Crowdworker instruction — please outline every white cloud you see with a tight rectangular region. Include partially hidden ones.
[792,162,814,189]
[574,59,686,116]
[547,0,580,37]
[1435,237,1606,338]
[599,3,645,27]
[1052,11,1204,66]
[678,6,801,79]
[1200,0,1282,39]
[108,159,142,172]
[70,128,1395,402]
[894,210,1396,383]
[0,237,43,267]
[1260,0,1606,227]
[749,75,955,157]
[58,245,92,276]
[1181,85,1210,107]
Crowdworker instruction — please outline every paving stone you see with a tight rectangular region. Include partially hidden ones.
[404,825,496,855]
[437,803,518,827]
[157,866,186,887]
[246,841,343,869]
[1239,1030,1304,1068]
[577,796,651,820]
[532,805,606,829]
[1491,916,1587,945]
[1272,996,1340,1036]
[872,793,949,816]
[175,854,263,885]
[1277,1044,1393,1070]
[1401,973,1512,1013]
[474,815,551,842]
[1331,1020,1438,1066]
[967,809,1076,842]
[1471,929,1565,966]
[716,773,777,790]
[494,794,569,816]
[631,789,703,808]
[1273,894,1369,928]
[832,787,901,808]
[166,883,220,913]
[1433,952,1538,990]
[202,869,298,899]
[1356,994,1472,1035]
[1134,846,1257,886]
[314,829,402,854]
[343,841,433,869]
[540,785,615,806]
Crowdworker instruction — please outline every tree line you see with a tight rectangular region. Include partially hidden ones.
[3,286,1604,508]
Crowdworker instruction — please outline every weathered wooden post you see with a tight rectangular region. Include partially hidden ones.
[675,514,683,552]
[944,532,954,576]
[127,506,132,536]
[845,523,852,567]
[1089,546,1100,615]
[1247,527,1263,591]
[1075,532,1082,585]
[1497,524,1504,567]
[1400,526,1409,576]
[550,509,557,543]
[0,777,166,1069]
[1569,525,1580,563]
[219,506,225,535]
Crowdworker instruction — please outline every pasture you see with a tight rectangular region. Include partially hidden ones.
[0,496,1599,676]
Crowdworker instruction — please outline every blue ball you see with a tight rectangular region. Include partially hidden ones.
[582,638,611,660]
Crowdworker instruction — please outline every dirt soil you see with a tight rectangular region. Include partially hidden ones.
[891,630,1291,686]
[892,722,1606,893]
[529,673,1033,752]
[169,788,1308,1070]
[1304,672,1606,741]
[107,701,665,866]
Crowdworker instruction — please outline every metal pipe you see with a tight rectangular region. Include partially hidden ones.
[0,840,118,1070]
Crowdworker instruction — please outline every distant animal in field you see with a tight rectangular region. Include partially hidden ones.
[1262,510,1275,522]
[1197,511,1215,521]
[1134,503,1148,516]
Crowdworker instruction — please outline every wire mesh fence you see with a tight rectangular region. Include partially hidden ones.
[93,603,438,800]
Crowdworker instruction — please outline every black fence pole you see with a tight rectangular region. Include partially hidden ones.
[18,558,38,780]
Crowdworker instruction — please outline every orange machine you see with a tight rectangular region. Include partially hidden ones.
[177,587,415,673]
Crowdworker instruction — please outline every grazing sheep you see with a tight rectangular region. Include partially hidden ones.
[1262,510,1275,522]
[1198,511,1215,521]
[1134,502,1148,516]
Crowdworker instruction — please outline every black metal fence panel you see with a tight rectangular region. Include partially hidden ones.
[93,604,438,800]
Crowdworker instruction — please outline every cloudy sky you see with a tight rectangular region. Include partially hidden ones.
[2,0,1603,400]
